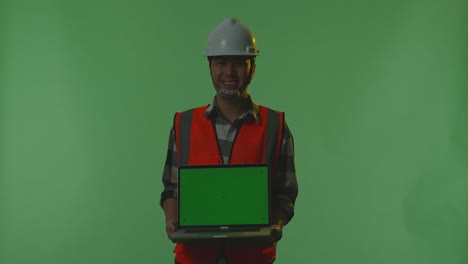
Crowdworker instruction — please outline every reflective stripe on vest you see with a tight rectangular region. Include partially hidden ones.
[174,105,284,171]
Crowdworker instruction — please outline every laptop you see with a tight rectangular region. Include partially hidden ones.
[170,163,274,247]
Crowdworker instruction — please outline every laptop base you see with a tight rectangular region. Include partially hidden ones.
[170,227,275,247]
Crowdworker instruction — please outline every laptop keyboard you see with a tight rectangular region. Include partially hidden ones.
[185,228,261,233]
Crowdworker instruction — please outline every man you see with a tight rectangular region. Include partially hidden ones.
[160,18,298,264]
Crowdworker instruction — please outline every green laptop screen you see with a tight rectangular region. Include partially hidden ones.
[178,165,270,227]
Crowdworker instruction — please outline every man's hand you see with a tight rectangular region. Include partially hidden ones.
[271,210,285,242]
[163,198,177,240]
[271,224,283,242]
[166,219,178,238]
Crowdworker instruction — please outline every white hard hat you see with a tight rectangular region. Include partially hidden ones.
[204,18,260,57]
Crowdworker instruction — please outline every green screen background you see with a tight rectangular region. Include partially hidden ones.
[1,0,468,263]
[179,166,268,226]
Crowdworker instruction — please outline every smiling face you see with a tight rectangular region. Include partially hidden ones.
[209,56,255,98]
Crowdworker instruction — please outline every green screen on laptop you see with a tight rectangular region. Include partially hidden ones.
[178,164,270,227]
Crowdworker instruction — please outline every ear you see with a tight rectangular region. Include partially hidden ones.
[250,61,256,79]
[207,57,212,69]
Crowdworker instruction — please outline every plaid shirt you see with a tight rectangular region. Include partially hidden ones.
[160,97,298,223]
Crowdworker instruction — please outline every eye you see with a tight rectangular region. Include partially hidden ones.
[235,60,247,66]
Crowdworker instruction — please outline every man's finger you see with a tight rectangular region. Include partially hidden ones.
[271,225,283,241]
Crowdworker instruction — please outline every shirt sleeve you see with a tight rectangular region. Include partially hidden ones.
[160,127,179,207]
[274,121,298,225]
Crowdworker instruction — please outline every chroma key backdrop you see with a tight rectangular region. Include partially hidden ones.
[1,0,468,263]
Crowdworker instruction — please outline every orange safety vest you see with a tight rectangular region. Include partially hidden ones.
[173,105,284,264]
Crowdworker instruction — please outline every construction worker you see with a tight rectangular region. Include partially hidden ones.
[160,18,298,264]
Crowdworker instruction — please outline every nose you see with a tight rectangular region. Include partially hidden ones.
[224,63,236,75]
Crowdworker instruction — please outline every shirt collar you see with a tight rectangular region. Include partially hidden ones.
[204,95,260,123]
